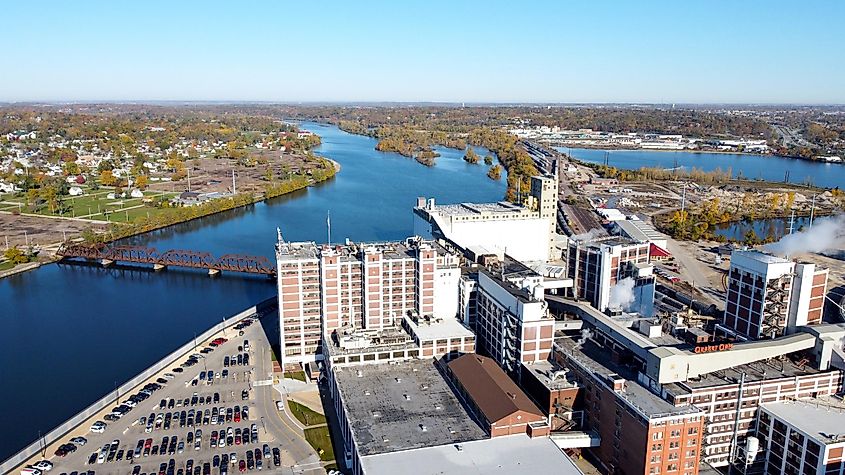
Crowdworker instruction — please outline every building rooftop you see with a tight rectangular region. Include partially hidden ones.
[275,240,318,260]
[668,350,825,392]
[319,237,451,263]
[613,219,667,244]
[555,333,702,420]
[522,360,578,391]
[448,354,545,422]
[425,201,533,217]
[732,250,791,265]
[404,315,475,343]
[761,396,845,444]
[333,359,486,456]
[569,234,640,249]
[359,434,584,475]
[327,327,418,358]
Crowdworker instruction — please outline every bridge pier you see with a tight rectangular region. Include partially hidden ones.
[208,269,220,277]
[153,264,167,272]
[101,259,114,268]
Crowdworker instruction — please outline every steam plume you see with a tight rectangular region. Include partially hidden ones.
[609,277,637,311]
[571,228,604,242]
[764,214,845,256]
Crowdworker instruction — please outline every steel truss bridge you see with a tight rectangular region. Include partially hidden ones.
[57,243,276,276]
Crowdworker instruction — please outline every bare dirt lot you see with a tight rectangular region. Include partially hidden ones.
[147,151,328,196]
[0,213,107,249]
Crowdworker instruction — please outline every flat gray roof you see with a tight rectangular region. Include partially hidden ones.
[359,434,583,474]
[761,397,845,444]
[555,335,701,419]
[334,359,486,457]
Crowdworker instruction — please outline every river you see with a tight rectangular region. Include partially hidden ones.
[0,122,505,461]
[560,148,845,189]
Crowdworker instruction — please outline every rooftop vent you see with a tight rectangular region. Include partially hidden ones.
[356,370,363,378]
[420,424,428,432]
[404,394,411,401]
[395,377,402,383]
[364,390,371,396]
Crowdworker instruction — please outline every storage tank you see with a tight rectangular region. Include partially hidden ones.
[744,436,760,464]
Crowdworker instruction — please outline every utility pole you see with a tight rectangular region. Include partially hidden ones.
[326,210,331,246]
[809,193,816,227]
[187,167,192,192]
[681,182,687,215]
[232,169,236,194]
[728,371,747,475]
[788,210,796,235]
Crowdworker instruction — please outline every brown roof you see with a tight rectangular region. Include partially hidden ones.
[448,354,544,423]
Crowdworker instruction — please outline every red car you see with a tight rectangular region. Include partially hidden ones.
[239,460,246,472]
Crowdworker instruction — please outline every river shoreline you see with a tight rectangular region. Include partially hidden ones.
[556,144,841,164]
[0,158,340,280]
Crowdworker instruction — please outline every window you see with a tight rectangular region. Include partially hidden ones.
[653,432,663,440]
[687,427,698,435]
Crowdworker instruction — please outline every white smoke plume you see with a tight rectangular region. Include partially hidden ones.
[571,228,605,242]
[609,277,637,311]
[764,214,845,256]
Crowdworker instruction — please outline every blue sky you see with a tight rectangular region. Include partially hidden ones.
[2,1,843,103]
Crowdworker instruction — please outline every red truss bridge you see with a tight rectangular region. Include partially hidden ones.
[57,243,276,276]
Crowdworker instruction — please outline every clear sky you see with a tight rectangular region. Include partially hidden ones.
[2,1,843,103]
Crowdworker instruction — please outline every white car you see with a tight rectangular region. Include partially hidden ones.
[32,461,53,471]
[20,468,42,475]
[90,421,106,433]
[70,436,87,446]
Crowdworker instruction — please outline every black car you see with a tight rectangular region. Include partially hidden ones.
[272,447,280,466]
[241,389,249,401]
[87,452,97,465]
[172,367,184,373]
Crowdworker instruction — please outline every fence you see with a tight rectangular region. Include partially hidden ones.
[0,297,277,474]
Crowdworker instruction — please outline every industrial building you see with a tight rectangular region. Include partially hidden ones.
[542,298,845,471]
[413,175,558,263]
[720,250,828,340]
[564,235,654,313]
[446,354,550,438]
[328,358,583,475]
[275,232,461,368]
[467,257,555,373]
[755,397,845,474]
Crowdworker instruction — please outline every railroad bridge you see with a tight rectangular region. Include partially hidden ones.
[57,243,276,277]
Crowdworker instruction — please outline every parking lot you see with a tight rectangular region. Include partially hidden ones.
[27,315,306,475]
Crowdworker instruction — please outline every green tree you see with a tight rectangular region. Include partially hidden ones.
[484,155,494,165]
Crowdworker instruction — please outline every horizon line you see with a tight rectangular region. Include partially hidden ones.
[2,100,844,107]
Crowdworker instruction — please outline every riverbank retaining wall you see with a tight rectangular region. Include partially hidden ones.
[0,297,278,473]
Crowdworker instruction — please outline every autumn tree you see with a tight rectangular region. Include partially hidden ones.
[463,148,480,164]
[100,169,117,186]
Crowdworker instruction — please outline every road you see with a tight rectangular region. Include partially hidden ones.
[252,328,324,475]
[664,236,724,307]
